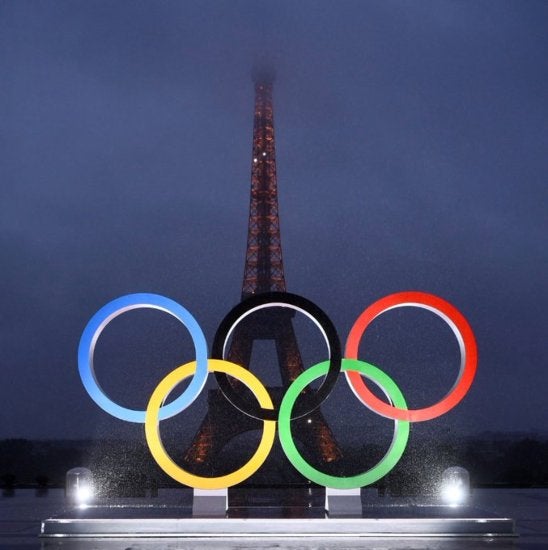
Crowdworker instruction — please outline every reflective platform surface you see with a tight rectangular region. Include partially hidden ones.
[3,488,548,549]
[40,488,515,539]
[41,515,515,538]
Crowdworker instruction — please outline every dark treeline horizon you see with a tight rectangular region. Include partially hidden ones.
[2,432,547,493]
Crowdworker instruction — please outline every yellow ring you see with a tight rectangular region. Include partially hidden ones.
[145,359,276,489]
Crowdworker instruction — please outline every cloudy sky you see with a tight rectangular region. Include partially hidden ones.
[1,1,546,442]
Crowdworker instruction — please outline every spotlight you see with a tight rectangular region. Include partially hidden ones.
[66,467,94,507]
[440,466,470,507]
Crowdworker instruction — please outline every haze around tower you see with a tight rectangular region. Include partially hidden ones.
[0,1,546,441]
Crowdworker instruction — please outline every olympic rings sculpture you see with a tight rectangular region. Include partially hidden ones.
[78,290,477,490]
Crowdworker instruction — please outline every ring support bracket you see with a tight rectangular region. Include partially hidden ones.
[326,487,362,517]
[192,488,228,518]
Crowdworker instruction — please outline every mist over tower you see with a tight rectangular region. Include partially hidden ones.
[241,72,285,298]
[184,74,341,474]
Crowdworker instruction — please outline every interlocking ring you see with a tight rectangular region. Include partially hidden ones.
[79,290,477,489]
[212,292,341,421]
[279,359,410,489]
[345,291,478,422]
[78,293,208,423]
[145,359,276,489]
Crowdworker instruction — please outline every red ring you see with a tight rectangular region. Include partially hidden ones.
[345,291,477,422]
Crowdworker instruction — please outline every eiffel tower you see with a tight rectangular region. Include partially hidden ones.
[184,71,341,484]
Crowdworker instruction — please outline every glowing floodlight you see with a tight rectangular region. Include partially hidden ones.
[66,467,94,507]
[440,466,470,506]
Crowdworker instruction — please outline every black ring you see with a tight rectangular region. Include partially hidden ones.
[212,292,342,421]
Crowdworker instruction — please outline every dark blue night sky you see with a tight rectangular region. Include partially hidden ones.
[1,1,547,441]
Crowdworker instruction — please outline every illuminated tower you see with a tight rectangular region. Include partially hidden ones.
[184,72,341,475]
[240,75,285,298]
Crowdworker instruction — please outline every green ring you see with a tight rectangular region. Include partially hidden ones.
[278,358,410,489]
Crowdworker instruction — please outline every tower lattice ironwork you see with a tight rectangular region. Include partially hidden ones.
[184,74,341,476]
[241,78,285,298]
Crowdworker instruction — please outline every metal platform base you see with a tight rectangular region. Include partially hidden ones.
[41,507,515,539]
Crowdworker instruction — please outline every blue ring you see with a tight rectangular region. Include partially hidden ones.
[78,293,208,423]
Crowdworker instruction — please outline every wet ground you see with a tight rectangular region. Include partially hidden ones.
[1,488,547,549]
